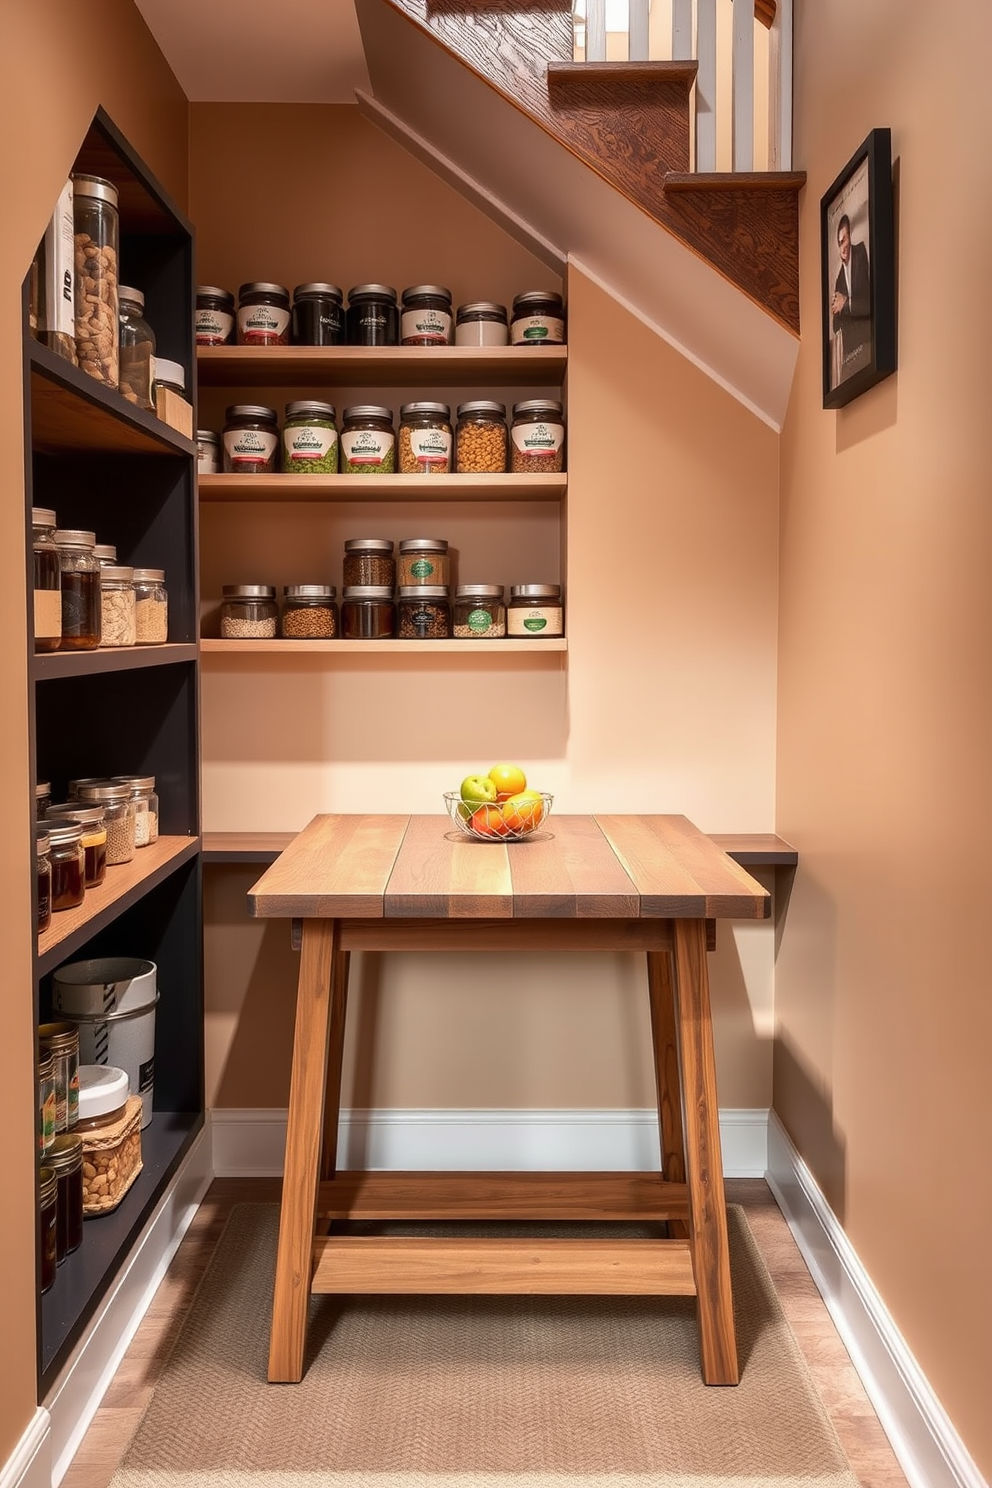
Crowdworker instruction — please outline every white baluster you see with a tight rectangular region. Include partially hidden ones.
[672,0,693,59]
[629,0,650,61]
[732,0,754,170]
[767,0,792,169]
[586,0,607,60]
[696,0,717,170]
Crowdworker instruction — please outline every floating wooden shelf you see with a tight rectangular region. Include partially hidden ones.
[199,472,566,502]
[708,833,798,867]
[32,643,197,681]
[196,344,567,388]
[200,638,567,655]
[28,340,196,458]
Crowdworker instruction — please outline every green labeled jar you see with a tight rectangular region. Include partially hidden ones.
[453,584,506,638]
[507,583,563,638]
[282,401,338,473]
[397,538,449,587]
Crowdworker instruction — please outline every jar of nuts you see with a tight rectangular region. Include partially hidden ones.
[510,401,565,473]
[76,1066,143,1216]
[221,584,278,639]
[281,585,339,639]
[72,174,119,388]
[399,402,452,474]
[455,401,508,473]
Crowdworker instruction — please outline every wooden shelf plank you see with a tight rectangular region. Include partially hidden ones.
[709,832,798,866]
[196,344,567,388]
[200,637,567,655]
[199,472,566,502]
[32,643,197,681]
[28,340,196,457]
[37,836,199,975]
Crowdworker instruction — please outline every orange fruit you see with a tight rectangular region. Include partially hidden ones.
[470,804,510,838]
[501,789,544,835]
[488,762,527,798]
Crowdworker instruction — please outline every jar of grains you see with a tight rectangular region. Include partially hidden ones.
[48,819,86,909]
[281,585,339,639]
[453,584,506,638]
[454,302,509,347]
[112,776,159,846]
[55,529,101,650]
[400,285,452,345]
[72,173,119,387]
[342,538,395,587]
[341,586,396,639]
[510,290,565,346]
[397,586,451,639]
[397,538,449,587]
[46,1134,84,1263]
[507,583,564,638]
[132,569,169,644]
[118,286,156,409]
[221,584,278,639]
[398,403,452,473]
[38,1022,80,1134]
[37,826,52,933]
[510,400,565,473]
[38,1049,56,1157]
[223,405,279,474]
[292,283,344,345]
[197,430,221,474]
[346,285,398,346]
[46,803,108,887]
[32,507,62,653]
[99,566,136,648]
[237,282,291,346]
[75,783,136,864]
[455,402,508,473]
[37,781,52,819]
[39,1166,58,1293]
[282,402,338,473]
[340,406,395,474]
[195,286,236,346]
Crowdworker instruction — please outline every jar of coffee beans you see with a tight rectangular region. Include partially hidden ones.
[220,584,278,638]
[281,585,339,639]
[342,538,395,588]
[455,402,507,472]
[397,587,451,639]
[510,401,565,473]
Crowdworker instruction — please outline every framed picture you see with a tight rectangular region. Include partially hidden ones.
[821,128,896,408]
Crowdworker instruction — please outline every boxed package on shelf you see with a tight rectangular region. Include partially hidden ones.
[153,358,193,437]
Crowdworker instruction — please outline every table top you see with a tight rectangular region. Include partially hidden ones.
[247,814,770,922]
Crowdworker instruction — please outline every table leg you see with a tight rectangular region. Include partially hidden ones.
[321,950,351,1182]
[268,918,340,1383]
[671,918,739,1385]
[646,950,688,1240]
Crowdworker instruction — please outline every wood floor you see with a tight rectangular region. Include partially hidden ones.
[59,1178,911,1488]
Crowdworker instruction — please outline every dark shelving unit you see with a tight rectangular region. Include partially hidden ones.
[24,108,202,1394]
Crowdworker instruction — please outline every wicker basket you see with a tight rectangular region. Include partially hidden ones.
[81,1095,143,1215]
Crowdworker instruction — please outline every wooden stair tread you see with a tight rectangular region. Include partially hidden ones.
[665,170,807,193]
[548,60,698,100]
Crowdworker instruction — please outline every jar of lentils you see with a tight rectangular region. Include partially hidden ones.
[75,783,136,864]
[343,538,395,588]
[55,529,101,650]
[510,400,565,473]
[340,406,395,473]
[133,568,169,643]
[223,405,279,474]
[397,538,449,587]
[281,585,339,639]
[455,401,508,473]
[221,584,278,639]
[400,285,452,345]
[453,584,506,638]
[397,586,451,639]
[341,587,396,639]
[282,401,338,473]
[398,403,452,473]
[237,282,291,345]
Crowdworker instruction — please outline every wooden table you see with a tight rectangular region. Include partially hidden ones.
[248,813,769,1386]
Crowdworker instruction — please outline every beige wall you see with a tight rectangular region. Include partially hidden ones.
[776,1,992,1477]
[0,0,187,1462]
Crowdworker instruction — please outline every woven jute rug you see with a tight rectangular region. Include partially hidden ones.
[110,1203,859,1488]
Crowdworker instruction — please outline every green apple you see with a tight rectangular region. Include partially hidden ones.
[460,773,498,805]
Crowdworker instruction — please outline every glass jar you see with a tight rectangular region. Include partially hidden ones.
[510,400,566,473]
[38,1022,80,1133]
[455,401,508,473]
[54,529,100,650]
[36,781,52,819]
[346,285,398,346]
[343,538,395,588]
[38,1050,56,1156]
[92,544,117,565]
[197,430,221,475]
[195,285,235,346]
[510,290,565,346]
[47,1134,84,1262]
[48,819,86,909]
[237,282,291,346]
[75,783,136,864]
[400,285,452,345]
[99,565,136,647]
[397,538,449,587]
[282,401,338,474]
[340,406,395,473]
[341,586,396,639]
[398,403,452,474]
[454,301,509,347]
[153,358,186,398]
[46,804,107,886]
[118,286,156,410]
[132,568,169,644]
[223,405,279,474]
[397,586,451,639]
[32,507,62,653]
[37,826,52,933]
[453,584,506,638]
[281,585,339,639]
[221,584,278,639]
[39,1166,58,1293]
[507,583,564,638]
[292,283,344,345]
[111,776,159,846]
[72,173,119,387]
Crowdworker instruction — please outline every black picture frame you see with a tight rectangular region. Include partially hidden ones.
[821,128,896,408]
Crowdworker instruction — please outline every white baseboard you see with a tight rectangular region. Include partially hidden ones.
[210,1105,770,1178]
[766,1112,987,1488]
[0,1409,49,1488]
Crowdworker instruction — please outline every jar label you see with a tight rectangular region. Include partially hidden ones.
[511,315,565,344]
[467,607,493,633]
[511,422,565,456]
[197,443,221,474]
[508,605,563,636]
[237,304,290,341]
[284,426,338,463]
[341,429,395,467]
[407,427,452,468]
[34,588,62,640]
[195,307,234,344]
[410,558,435,578]
[223,428,278,469]
[401,308,452,344]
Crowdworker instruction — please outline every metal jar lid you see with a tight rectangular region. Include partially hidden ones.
[111,775,156,790]
[154,358,185,390]
[92,544,117,562]
[100,566,134,582]
[512,400,564,419]
[347,284,397,302]
[510,584,562,599]
[39,1020,80,1049]
[283,585,337,599]
[46,1134,83,1173]
[36,825,50,853]
[197,430,221,445]
[344,537,394,553]
[399,538,448,553]
[72,173,119,207]
[225,405,278,423]
[47,803,106,825]
[401,285,452,303]
[293,283,343,302]
[54,529,96,549]
[222,584,276,598]
[456,302,508,320]
[342,586,395,599]
[197,285,235,305]
[398,586,449,599]
[119,286,145,310]
[47,819,84,843]
[342,405,393,423]
[32,507,57,527]
[39,1166,57,1205]
[36,781,50,799]
[455,583,504,599]
[285,401,337,420]
[238,282,290,301]
[131,568,165,583]
[456,400,506,419]
[76,782,133,804]
[399,402,450,421]
[512,290,563,311]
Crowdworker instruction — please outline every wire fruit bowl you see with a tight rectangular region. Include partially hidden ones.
[443,790,553,842]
